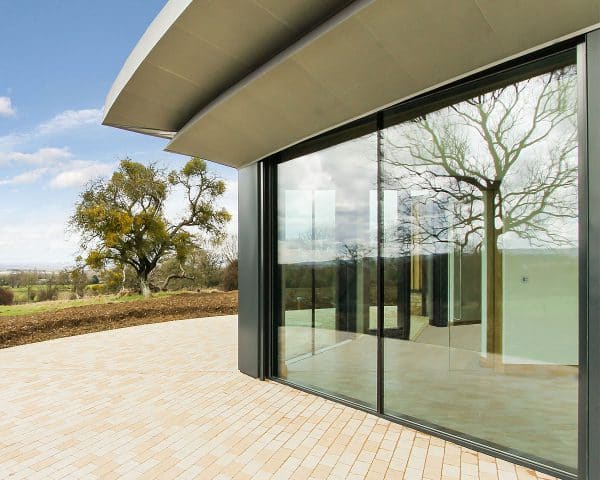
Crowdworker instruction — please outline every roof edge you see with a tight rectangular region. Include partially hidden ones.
[165,0,375,153]
[188,23,599,170]
[102,0,194,126]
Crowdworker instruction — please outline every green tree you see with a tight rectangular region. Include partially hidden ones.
[70,157,230,297]
[56,269,72,286]
[70,263,89,299]
[152,245,223,291]
[100,264,138,294]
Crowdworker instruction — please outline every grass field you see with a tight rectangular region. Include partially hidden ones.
[0,290,184,317]
[0,290,238,349]
[9,285,71,303]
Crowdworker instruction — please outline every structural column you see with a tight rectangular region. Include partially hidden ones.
[238,163,264,378]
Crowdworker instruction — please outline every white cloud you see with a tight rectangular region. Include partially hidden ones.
[0,107,102,152]
[0,146,113,189]
[37,108,102,135]
[0,147,72,167]
[0,97,15,117]
[0,133,26,151]
[0,212,80,266]
[0,168,48,186]
[49,161,113,188]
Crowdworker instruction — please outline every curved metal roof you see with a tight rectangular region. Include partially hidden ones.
[104,0,600,168]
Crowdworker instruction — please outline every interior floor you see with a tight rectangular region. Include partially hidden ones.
[279,320,577,470]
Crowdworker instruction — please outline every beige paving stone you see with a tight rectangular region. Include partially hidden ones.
[0,315,559,480]
[442,464,461,479]
[462,463,479,477]
[385,466,404,478]
[405,466,426,479]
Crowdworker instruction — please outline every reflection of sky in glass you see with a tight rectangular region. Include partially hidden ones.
[284,190,311,240]
[282,190,337,241]
[279,66,578,258]
[278,133,377,264]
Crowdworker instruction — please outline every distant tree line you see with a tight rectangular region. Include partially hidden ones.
[0,235,238,306]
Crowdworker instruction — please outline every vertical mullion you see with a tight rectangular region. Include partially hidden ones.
[258,162,265,381]
[270,158,279,379]
[311,189,316,355]
[583,31,598,480]
[376,112,385,414]
[576,41,588,480]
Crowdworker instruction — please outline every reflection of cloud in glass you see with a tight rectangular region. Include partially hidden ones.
[278,133,377,264]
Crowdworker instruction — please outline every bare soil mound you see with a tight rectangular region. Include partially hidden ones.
[0,291,238,349]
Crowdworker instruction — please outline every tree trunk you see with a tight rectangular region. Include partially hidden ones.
[482,188,503,369]
[120,264,127,293]
[139,273,151,298]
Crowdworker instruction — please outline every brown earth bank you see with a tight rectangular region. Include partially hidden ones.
[0,291,238,349]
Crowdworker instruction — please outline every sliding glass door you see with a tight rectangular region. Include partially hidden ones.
[274,51,580,474]
[381,56,579,470]
[276,127,378,408]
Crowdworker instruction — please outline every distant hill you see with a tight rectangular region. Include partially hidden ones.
[0,262,69,273]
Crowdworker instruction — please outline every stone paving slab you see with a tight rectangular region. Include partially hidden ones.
[0,315,557,479]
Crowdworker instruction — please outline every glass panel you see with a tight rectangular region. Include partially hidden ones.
[276,131,378,408]
[381,63,578,471]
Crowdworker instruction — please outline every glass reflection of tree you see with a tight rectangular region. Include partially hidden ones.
[383,66,577,365]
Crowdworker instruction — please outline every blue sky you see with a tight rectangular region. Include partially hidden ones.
[0,1,237,268]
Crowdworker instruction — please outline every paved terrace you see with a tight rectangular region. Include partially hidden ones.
[0,315,556,480]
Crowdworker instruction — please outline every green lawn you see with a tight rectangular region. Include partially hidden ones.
[0,290,182,317]
[10,285,71,303]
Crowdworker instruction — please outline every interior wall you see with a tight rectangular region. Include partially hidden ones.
[502,249,578,365]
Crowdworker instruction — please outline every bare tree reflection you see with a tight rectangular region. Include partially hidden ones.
[382,65,577,363]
